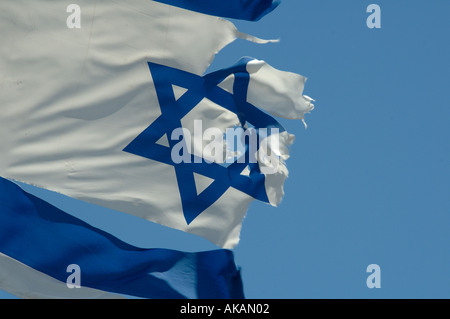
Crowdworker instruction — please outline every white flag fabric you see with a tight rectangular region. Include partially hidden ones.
[0,0,313,248]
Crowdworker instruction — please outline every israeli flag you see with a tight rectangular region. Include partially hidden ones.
[0,0,313,249]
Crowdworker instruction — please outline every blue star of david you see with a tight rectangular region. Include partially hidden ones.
[123,58,286,224]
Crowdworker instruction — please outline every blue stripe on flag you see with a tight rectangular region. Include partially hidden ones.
[154,0,280,21]
[0,177,244,299]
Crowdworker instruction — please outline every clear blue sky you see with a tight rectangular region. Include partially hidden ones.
[1,0,449,299]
